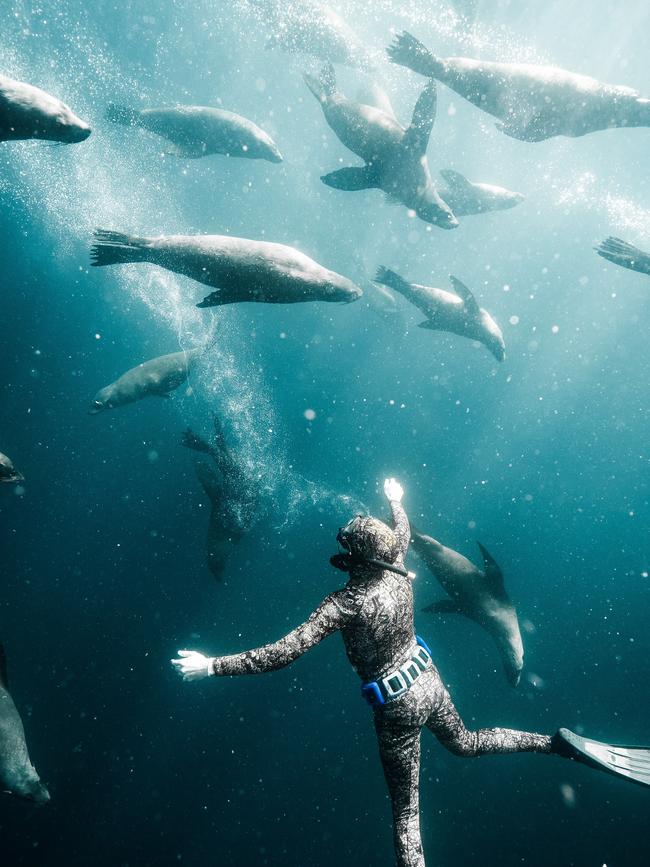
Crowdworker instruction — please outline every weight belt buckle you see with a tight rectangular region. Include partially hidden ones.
[381,669,409,700]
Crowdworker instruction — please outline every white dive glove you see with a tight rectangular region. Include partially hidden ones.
[171,649,215,681]
[384,477,404,503]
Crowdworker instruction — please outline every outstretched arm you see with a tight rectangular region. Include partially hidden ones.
[172,591,357,681]
[384,477,410,560]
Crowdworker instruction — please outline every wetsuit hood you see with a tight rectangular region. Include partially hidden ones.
[331,515,411,577]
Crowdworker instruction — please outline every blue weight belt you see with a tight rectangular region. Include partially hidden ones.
[361,636,433,707]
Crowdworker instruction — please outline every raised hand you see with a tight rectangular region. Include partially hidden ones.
[171,649,215,681]
[384,477,404,503]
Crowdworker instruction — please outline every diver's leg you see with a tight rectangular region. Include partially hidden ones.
[374,717,425,867]
[426,679,551,756]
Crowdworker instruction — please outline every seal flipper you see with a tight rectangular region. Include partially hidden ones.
[402,80,437,156]
[476,542,506,597]
[304,64,337,103]
[0,642,8,689]
[374,265,413,295]
[439,169,473,193]
[422,599,463,615]
[449,276,480,318]
[321,166,378,191]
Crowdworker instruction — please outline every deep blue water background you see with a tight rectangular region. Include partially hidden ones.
[1,1,650,865]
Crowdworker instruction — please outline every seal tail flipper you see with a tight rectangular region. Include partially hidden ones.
[303,64,337,103]
[552,728,650,788]
[374,266,413,296]
[386,31,444,78]
[422,599,463,615]
[105,103,139,126]
[321,166,378,191]
[595,237,650,274]
[181,428,214,456]
[90,229,149,267]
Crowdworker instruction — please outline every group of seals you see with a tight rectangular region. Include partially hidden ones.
[90,229,362,306]
[0,74,90,144]
[388,31,650,142]
[305,64,458,230]
[0,644,50,804]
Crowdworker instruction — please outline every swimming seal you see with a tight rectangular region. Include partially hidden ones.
[0,643,50,804]
[182,420,258,581]
[0,74,90,143]
[413,530,524,687]
[250,0,375,69]
[105,104,282,162]
[91,229,362,306]
[438,169,524,217]
[304,65,457,230]
[388,32,650,141]
[89,348,203,414]
[0,452,23,483]
[374,267,505,361]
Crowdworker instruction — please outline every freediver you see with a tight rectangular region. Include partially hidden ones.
[172,478,650,867]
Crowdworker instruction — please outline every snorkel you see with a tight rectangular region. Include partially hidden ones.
[330,520,415,579]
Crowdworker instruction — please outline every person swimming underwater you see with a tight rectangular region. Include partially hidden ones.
[172,478,650,867]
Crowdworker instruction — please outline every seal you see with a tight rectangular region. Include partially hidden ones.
[438,169,524,216]
[89,348,203,414]
[249,0,375,70]
[0,74,90,143]
[304,64,457,229]
[388,32,650,141]
[0,643,50,804]
[412,531,524,687]
[105,104,282,162]
[90,229,362,306]
[182,420,258,581]
[595,237,650,277]
[374,266,505,361]
[0,451,23,483]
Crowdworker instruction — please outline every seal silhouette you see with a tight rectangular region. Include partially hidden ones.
[412,531,524,687]
[305,64,457,229]
[388,32,650,141]
[89,348,203,414]
[91,229,362,306]
[0,452,23,483]
[0,74,90,143]
[0,643,50,804]
[438,169,524,216]
[105,104,282,162]
[374,267,505,361]
[250,0,375,69]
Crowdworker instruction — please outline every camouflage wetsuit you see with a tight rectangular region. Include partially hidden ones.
[210,500,551,867]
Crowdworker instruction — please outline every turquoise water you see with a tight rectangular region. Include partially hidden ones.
[1,1,649,864]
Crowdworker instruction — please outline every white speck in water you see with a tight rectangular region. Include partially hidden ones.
[304,409,316,421]
[559,783,576,808]
[509,315,519,325]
